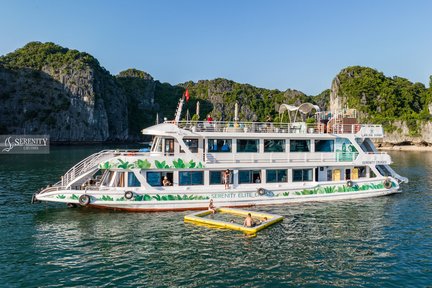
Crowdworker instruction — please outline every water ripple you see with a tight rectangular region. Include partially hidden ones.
[0,148,431,287]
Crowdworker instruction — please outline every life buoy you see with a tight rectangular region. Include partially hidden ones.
[79,194,91,206]
[257,188,266,196]
[124,191,134,200]
[346,180,353,187]
[383,178,392,189]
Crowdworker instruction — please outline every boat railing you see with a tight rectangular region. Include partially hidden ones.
[167,120,382,136]
[61,149,152,187]
[39,185,67,194]
[61,150,114,187]
[204,151,363,164]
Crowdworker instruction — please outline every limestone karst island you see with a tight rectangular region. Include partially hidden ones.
[1,42,432,147]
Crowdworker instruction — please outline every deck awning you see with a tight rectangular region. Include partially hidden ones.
[278,103,320,122]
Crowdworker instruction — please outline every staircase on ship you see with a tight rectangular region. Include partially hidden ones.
[326,109,360,134]
[59,150,115,188]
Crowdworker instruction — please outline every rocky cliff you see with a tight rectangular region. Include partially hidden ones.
[0,42,322,142]
[179,78,314,122]
[329,66,432,145]
[0,42,129,141]
[2,43,432,144]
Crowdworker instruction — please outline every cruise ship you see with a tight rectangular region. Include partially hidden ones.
[33,101,407,211]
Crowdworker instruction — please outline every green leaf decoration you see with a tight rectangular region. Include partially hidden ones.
[116,197,125,201]
[196,162,204,168]
[117,159,134,169]
[101,195,114,201]
[134,195,144,201]
[143,194,152,201]
[173,158,185,168]
[161,195,168,201]
[167,195,175,200]
[177,195,183,200]
[135,159,151,169]
[182,195,189,200]
[155,160,170,169]
[188,160,196,168]
[70,194,79,200]
[99,161,112,170]
[56,194,66,199]
[153,194,161,201]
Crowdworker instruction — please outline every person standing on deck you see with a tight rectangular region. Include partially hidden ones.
[223,169,231,190]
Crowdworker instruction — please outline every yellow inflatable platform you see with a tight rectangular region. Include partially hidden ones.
[184,208,283,234]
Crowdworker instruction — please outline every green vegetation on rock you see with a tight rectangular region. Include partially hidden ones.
[1,43,432,143]
[0,41,101,71]
[336,66,431,135]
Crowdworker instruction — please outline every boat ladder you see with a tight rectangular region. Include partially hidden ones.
[61,150,115,187]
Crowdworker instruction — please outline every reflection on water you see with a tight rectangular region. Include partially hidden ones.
[0,148,431,286]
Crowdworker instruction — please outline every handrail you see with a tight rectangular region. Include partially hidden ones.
[164,120,382,136]
[60,149,153,187]
[61,150,114,187]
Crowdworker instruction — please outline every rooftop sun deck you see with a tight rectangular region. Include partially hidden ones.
[165,120,383,137]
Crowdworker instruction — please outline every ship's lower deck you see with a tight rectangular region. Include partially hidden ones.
[35,177,399,211]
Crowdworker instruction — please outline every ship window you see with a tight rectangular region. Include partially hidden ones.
[264,139,285,152]
[208,139,232,152]
[335,138,358,161]
[237,139,259,153]
[355,166,366,178]
[266,169,287,183]
[102,171,115,186]
[127,172,141,187]
[147,172,162,187]
[152,137,162,152]
[290,140,310,152]
[179,171,204,186]
[209,170,233,185]
[239,170,261,184]
[165,138,175,155]
[112,172,126,187]
[181,138,199,153]
[292,169,313,182]
[146,172,174,186]
[315,140,334,152]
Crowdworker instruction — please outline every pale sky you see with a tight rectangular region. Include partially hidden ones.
[1,0,432,95]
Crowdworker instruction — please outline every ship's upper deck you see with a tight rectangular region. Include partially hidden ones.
[152,120,384,139]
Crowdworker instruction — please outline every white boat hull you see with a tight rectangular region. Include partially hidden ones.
[35,178,400,212]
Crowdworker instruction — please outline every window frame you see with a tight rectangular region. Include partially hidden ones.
[238,170,261,184]
[314,139,335,152]
[264,139,286,153]
[290,139,311,152]
[266,169,288,183]
[208,139,232,153]
[237,139,259,153]
[179,171,204,186]
[292,169,313,182]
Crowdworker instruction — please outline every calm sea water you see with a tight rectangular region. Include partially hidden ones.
[0,147,431,287]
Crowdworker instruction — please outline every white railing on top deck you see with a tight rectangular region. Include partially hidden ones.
[167,120,382,136]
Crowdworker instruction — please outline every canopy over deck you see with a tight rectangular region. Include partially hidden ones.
[278,103,320,123]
